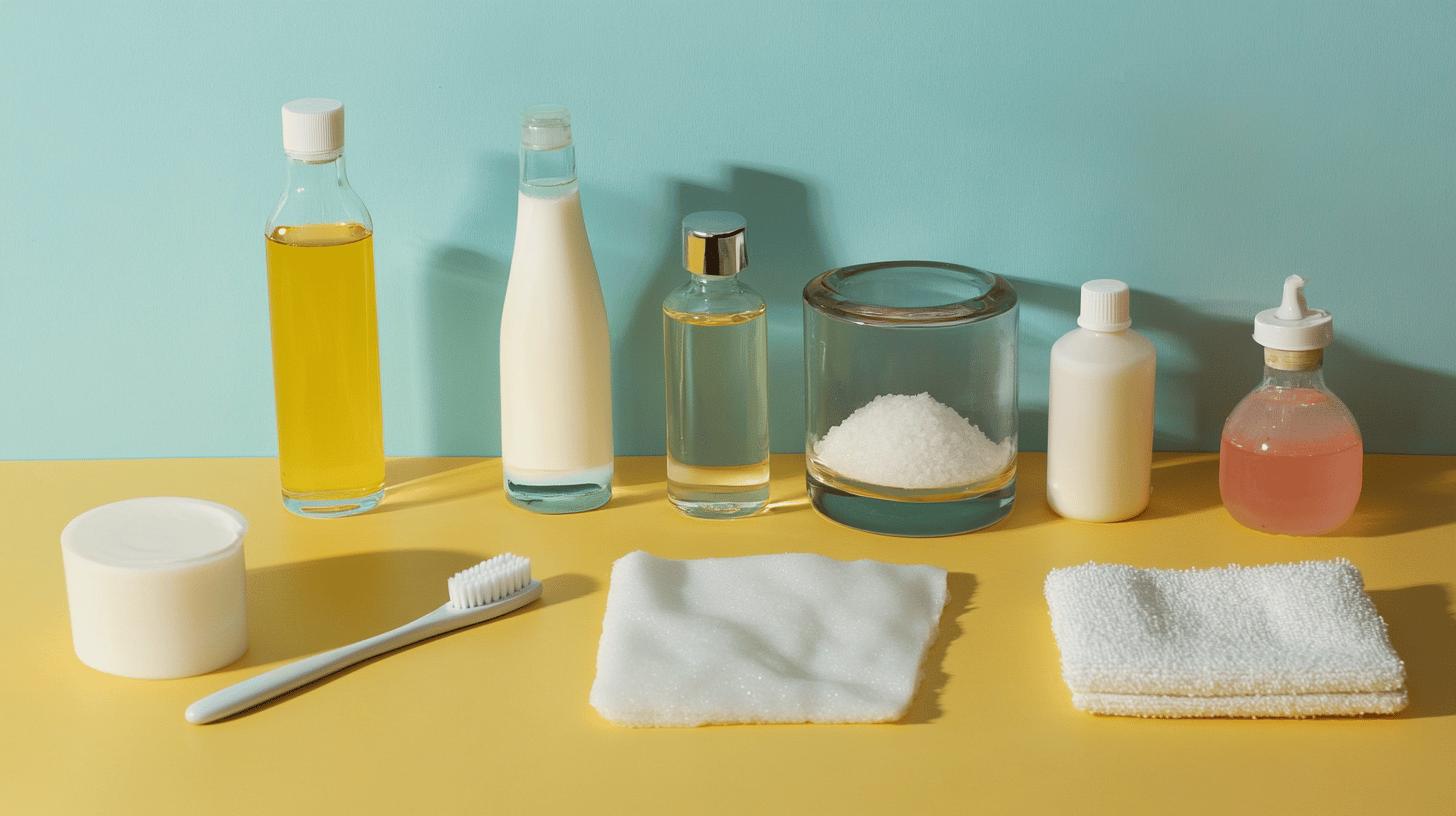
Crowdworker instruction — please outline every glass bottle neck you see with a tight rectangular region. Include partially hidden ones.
[285,154,350,190]
[1260,347,1326,389]
[685,274,745,293]
[520,143,577,191]
[1261,363,1327,390]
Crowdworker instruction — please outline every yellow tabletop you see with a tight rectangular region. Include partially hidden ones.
[2,453,1453,814]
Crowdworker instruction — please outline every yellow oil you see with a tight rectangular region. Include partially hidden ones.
[265,223,384,504]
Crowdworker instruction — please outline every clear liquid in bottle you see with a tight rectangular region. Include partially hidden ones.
[663,212,769,518]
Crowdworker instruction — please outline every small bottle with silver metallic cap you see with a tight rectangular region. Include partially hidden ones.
[662,211,769,518]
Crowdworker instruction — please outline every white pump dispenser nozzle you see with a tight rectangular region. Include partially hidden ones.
[1275,274,1310,320]
[1254,275,1333,351]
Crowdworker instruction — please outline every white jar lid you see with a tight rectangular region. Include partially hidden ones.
[61,498,248,679]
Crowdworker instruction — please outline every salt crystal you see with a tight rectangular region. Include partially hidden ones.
[812,392,1012,489]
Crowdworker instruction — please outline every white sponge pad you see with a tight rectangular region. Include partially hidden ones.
[590,551,949,727]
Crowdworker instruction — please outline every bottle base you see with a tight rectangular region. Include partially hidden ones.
[282,487,384,519]
[807,473,1015,537]
[669,484,770,520]
[1222,505,1352,537]
[506,480,612,514]
[1046,495,1150,523]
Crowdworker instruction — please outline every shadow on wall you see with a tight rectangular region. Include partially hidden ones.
[613,166,831,454]
[417,152,517,455]
[1009,277,1456,454]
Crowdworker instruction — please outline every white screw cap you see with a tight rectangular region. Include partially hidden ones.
[1077,279,1132,331]
[1253,275,1333,351]
[281,98,344,161]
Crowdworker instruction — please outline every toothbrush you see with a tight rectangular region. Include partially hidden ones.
[185,553,541,724]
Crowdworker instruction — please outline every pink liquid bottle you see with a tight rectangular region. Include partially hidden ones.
[1219,275,1361,535]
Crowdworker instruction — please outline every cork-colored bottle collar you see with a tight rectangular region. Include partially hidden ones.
[1265,348,1323,371]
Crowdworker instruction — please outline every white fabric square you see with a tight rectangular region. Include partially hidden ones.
[1044,559,1407,718]
[590,551,948,727]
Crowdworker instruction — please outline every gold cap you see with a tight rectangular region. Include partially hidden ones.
[682,211,747,276]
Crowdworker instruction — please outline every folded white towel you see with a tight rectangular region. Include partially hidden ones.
[1072,690,1408,718]
[589,550,948,727]
[1044,559,1407,718]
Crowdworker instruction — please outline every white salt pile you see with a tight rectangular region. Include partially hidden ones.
[813,392,1012,490]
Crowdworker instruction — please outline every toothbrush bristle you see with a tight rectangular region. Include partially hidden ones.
[447,553,533,610]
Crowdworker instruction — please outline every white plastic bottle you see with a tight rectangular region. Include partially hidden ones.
[499,105,614,513]
[1046,279,1156,521]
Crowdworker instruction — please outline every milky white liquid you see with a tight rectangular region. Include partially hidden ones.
[499,189,614,485]
[1047,327,1157,521]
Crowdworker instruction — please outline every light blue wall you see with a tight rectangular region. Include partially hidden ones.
[3,0,1453,459]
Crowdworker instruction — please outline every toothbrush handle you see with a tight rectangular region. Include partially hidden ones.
[185,605,460,725]
[187,582,543,724]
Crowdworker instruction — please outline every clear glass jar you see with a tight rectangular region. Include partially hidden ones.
[803,262,1018,536]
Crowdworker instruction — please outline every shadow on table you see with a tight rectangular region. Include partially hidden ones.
[1340,457,1456,537]
[1138,453,1222,521]
[903,572,978,724]
[205,557,598,724]
[611,455,666,487]
[377,457,497,514]
[1370,584,1456,719]
[236,550,597,670]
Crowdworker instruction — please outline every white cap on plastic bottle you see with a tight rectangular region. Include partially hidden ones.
[281,98,344,161]
[1253,274,1333,351]
[1077,279,1132,331]
[521,104,572,151]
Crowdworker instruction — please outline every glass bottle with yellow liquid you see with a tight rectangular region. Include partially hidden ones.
[662,211,769,518]
[263,98,384,517]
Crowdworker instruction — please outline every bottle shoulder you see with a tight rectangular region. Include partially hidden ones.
[662,276,766,318]
[1222,381,1361,449]
[265,179,372,233]
[1050,327,1155,368]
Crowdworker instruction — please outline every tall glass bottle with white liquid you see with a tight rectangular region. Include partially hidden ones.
[499,105,614,513]
[663,212,769,518]
[264,98,384,517]
[1046,279,1156,521]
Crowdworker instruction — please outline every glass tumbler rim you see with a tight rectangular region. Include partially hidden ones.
[802,260,1018,327]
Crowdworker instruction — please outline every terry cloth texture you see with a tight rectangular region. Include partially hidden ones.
[590,550,949,727]
[1044,559,1407,718]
